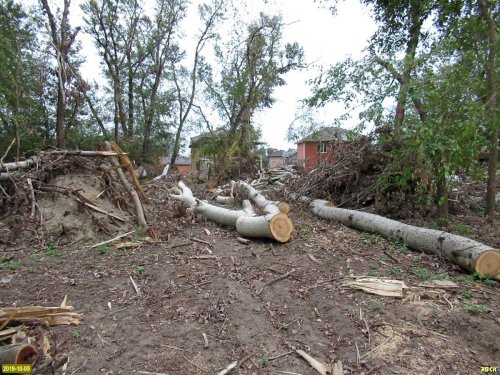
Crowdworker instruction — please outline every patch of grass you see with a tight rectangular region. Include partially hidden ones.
[448,223,471,235]
[411,267,432,281]
[96,246,109,256]
[367,270,382,277]
[367,301,381,312]
[454,273,496,285]
[45,243,61,257]
[0,260,22,270]
[389,238,409,253]
[298,227,311,238]
[464,304,489,313]
[135,266,145,275]
[259,356,269,367]
[461,290,473,300]
[281,322,289,331]
[387,267,403,278]
[72,330,81,338]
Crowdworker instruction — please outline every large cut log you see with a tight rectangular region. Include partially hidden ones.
[171,181,293,242]
[0,344,37,364]
[310,199,500,279]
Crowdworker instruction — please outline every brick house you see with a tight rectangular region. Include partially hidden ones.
[159,155,192,174]
[297,127,349,171]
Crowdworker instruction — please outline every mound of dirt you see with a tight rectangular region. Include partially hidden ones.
[0,153,137,247]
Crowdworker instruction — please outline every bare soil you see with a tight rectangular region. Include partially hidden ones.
[1,177,498,374]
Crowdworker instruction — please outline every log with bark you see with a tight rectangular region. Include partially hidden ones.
[0,344,37,364]
[171,181,293,242]
[236,180,290,214]
[0,156,41,172]
[309,199,500,279]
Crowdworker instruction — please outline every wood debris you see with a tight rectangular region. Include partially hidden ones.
[0,299,82,327]
[342,277,408,297]
[251,166,299,189]
[418,280,459,289]
[295,349,328,375]
[216,360,237,375]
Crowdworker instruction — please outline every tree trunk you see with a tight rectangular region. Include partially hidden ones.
[436,176,449,224]
[55,71,66,149]
[479,0,498,220]
[309,199,499,278]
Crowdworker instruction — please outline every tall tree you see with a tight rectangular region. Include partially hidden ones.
[138,0,185,161]
[82,0,144,140]
[477,0,498,220]
[205,13,304,157]
[40,0,81,149]
[169,0,225,167]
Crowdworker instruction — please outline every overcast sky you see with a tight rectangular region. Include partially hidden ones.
[67,0,376,151]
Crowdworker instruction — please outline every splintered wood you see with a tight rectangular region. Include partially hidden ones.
[342,277,408,298]
[0,304,81,327]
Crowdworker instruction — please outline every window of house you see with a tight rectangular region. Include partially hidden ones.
[318,142,327,153]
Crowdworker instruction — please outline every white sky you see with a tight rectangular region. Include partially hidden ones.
[63,0,376,151]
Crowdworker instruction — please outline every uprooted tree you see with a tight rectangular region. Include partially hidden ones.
[170,180,293,242]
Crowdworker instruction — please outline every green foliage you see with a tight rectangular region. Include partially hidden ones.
[307,0,493,218]
[448,223,471,235]
[259,356,269,367]
[44,244,61,257]
[464,304,489,313]
[367,301,381,312]
[461,290,473,300]
[0,256,22,270]
[97,246,109,256]
[411,267,431,281]
[135,266,145,275]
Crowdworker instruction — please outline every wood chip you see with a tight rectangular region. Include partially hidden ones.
[237,237,251,245]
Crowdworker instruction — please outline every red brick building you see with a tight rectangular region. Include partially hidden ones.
[297,127,349,171]
[159,155,192,175]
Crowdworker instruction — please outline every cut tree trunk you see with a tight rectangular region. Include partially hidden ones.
[0,344,37,364]
[310,199,499,279]
[171,181,293,242]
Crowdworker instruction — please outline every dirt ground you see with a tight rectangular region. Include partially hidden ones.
[1,178,499,375]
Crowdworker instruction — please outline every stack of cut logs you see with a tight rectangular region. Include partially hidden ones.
[250,166,299,189]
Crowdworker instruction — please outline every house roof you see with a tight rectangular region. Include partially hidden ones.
[269,150,284,158]
[283,149,297,158]
[298,126,349,143]
[161,155,192,166]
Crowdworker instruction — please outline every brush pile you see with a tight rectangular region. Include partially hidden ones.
[288,135,383,207]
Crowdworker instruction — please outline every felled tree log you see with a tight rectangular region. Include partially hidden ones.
[236,181,290,214]
[171,181,293,242]
[0,344,37,364]
[310,199,500,279]
[0,156,41,172]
